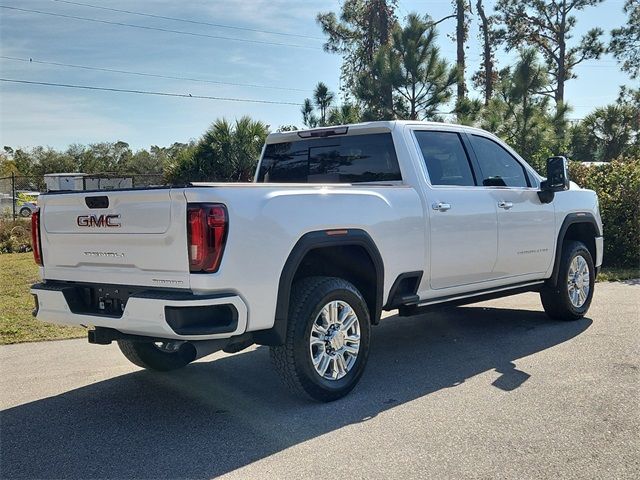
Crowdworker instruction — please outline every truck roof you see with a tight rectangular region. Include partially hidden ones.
[265,120,492,144]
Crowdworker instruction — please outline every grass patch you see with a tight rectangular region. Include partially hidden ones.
[0,252,84,344]
[597,267,640,282]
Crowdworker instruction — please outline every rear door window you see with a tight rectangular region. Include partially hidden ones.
[414,131,476,187]
[257,133,402,183]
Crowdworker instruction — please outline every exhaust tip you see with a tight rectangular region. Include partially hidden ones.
[178,342,197,363]
[179,339,229,362]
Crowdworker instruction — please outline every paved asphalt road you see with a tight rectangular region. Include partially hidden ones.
[1,282,638,479]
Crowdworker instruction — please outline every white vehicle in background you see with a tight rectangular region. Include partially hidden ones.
[16,191,40,217]
[30,121,603,402]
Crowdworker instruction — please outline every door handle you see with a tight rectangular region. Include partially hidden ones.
[498,201,513,210]
[432,202,451,212]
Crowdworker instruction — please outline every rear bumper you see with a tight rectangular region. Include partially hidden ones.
[30,282,248,341]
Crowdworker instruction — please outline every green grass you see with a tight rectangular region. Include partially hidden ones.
[0,252,638,345]
[0,252,84,344]
[597,267,640,282]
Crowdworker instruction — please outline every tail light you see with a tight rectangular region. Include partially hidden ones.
[187,203,228,273]
[31,208,43,266]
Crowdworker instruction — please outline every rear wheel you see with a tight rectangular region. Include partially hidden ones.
[270,276,371,402]
[117,340,191,371]
[19,206,31,217]
[540,240,595,320]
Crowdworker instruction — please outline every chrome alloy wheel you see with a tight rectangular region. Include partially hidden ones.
[309,300,361,381]
[567,254,590,308]
[153,341,184,353]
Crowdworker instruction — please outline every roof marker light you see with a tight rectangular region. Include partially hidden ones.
[297,126,348,138]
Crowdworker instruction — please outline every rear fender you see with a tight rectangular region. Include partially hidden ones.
[253,229,384,346]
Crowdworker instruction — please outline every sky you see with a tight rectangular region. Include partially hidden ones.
[0,0,633,151]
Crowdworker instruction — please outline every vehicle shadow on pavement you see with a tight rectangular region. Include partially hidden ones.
[1,306,591,479]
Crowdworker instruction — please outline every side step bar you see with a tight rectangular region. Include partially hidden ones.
[397,281,544,317]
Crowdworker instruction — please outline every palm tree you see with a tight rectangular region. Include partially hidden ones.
[228,116,270,181]
[301,98,318,127]
[167,116,268,183]
[327,103,362,125]
[313,82,335,126]
[571,104,639,162]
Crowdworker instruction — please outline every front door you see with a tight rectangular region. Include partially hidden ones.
[466,133,555,278]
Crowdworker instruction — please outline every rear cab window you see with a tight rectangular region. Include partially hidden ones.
[257,133,402,183]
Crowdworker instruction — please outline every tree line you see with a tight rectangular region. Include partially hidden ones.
[0,142,187,178]
[1,0,638,183]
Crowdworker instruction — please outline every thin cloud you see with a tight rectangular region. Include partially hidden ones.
[0,91,129,148]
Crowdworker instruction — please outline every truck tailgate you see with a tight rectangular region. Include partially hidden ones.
[39,188,191,288]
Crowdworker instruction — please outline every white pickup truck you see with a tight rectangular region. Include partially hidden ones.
[30,121,603,401]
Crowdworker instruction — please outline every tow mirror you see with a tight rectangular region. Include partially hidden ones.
[538,156,569,203]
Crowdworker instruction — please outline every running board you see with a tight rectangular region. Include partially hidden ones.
[397,281,544,317]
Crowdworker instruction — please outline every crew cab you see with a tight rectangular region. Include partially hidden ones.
[30,121,603,401]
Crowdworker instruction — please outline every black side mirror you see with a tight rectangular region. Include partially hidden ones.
[538,156,569,203]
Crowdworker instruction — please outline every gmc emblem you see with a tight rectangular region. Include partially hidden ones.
[77,214,121,228]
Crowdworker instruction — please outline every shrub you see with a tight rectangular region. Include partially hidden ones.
[569,158,640,268]
[0,217,32,254]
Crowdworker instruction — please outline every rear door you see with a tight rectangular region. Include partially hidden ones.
[413,129,499,290]
[466,133,555,277]
[40,188,191,288]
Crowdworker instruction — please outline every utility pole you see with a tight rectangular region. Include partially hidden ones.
[456,0,467,102]
[11,172,16,220]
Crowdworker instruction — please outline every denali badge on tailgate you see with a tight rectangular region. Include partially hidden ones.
[77,214,121,228]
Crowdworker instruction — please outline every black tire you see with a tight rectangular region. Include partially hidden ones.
[19,207,31,218]
[117,340,191,371]
[541,240,595,321]
[270,276,371,402]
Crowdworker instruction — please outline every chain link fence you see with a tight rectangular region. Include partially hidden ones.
[1,173,166,219]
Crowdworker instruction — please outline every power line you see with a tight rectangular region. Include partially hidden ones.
[0,5,321,50]
[51,0,324,41]
[0,78,304,105]
[0,79,602,121]
[0,55,310,93]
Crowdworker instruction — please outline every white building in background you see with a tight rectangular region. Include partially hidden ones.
[44,173,86,192]
[44,173,133,191]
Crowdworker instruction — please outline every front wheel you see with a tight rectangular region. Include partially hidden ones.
[117,340,191,371]
[540,240,595,320]
[270,276,371,402]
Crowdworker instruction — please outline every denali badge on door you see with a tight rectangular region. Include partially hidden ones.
[77,214,121,228]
